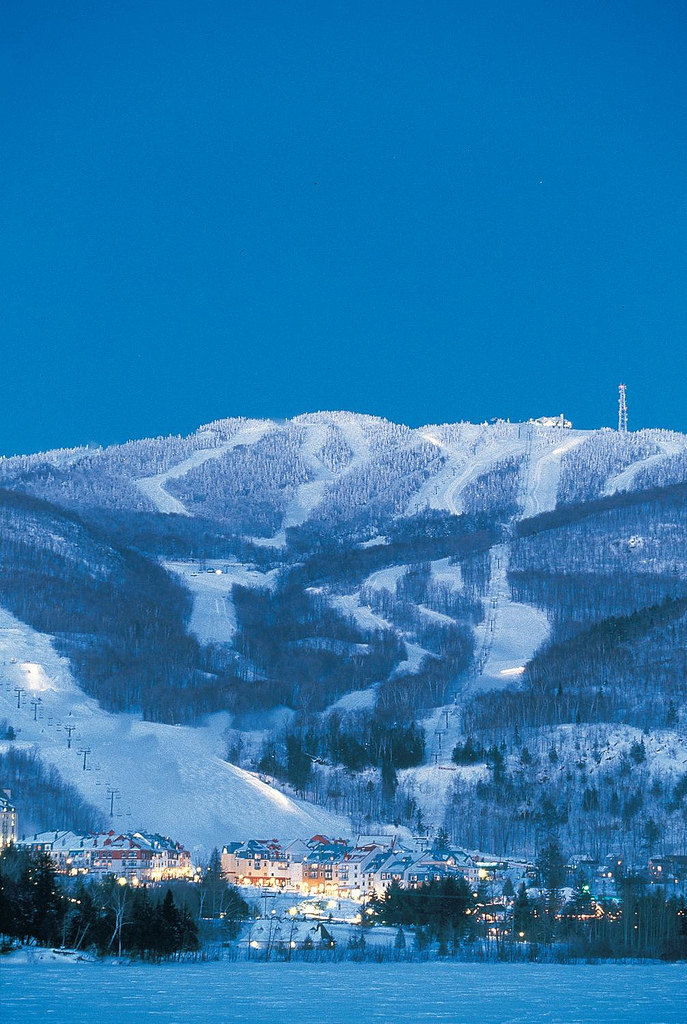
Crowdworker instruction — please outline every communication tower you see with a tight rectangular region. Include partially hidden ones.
[618,384,628,433]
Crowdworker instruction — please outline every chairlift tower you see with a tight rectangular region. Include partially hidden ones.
[107,787,121,818]
[618,384,628,433]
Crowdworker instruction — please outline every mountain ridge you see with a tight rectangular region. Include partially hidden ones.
[2,412,687,858]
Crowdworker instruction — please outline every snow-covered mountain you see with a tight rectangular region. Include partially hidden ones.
[6,411,684,527]
[2,411,687,858]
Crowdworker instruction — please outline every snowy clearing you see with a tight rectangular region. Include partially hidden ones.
[330,594,393,633]
[393,641,430,676]
[430,556,463,590]
[363,564,408,592]
[399,761,488,827]
[326,686,378,714]
[164,560,280,645]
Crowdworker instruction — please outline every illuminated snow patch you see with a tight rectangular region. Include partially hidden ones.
[20,662,54,691]
[421,433,444,448]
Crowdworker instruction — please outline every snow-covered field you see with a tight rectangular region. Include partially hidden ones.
[0,608,348,853]
[4,961,687,1024]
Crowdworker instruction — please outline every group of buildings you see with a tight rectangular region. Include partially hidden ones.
[15,828,193,883]
[0,790,17,849]
[223,836,687,900]
[221,834,511,898]
[6,783,687,899]
[1,790,192,883]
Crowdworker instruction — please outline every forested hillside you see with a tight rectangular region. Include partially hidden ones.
[1,411,687,855]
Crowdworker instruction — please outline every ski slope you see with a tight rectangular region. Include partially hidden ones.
[135,421,272,515]
[164,560,280,645]
[256,421,334,548]
[522,431,586,517]
[258,413,374,547]
[604,436,687,495]
[411,422,588,518]
[330,593,393,633]
[0,608,348,853]
[414,427,574,792]
[409,427,515,516]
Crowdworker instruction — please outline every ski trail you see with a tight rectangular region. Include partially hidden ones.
[523,432,586,517]
[0,606,349,852]
[257,415,373,547]
[135,422,272,515]
[164,561,281,645]
[463,432,557,686]
[331,412,372,469]
[412,428,527,517]
[254,422,334,548]
[604,438,687,496]
[282,422,333,531]
[426,429,560,771]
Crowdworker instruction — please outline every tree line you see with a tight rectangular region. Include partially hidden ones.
[0,845,250,958]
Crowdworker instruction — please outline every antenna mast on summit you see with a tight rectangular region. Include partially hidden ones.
[618,384,628,433]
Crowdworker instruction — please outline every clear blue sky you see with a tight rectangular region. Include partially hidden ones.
[2,1,686,455]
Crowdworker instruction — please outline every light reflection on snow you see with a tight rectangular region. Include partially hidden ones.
[19,662,54,691]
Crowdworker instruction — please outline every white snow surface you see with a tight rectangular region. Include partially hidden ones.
[469,544,549,691]
[326,686,377,713]
[330,594,393,633]
[393,641,430,676]
[363,564,408,592]
[0,607,348,853]
[164,560,280,644]
[430,556,463,590]
[258,412,374,547]
[604,435,687,495]
[5,961,686,1024]
[399,762,488,827]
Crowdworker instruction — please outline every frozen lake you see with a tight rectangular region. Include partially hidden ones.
[3,960,687,1024]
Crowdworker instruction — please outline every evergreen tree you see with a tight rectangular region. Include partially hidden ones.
[155,890,182,956]
[285,734,312,791]
[200,848,226,919]
[20,852,64,945]
[129,886,156,955]
[537,839,567,891]
[502,877,515,900]
[432,827,450,852]
[512,883,533,940]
